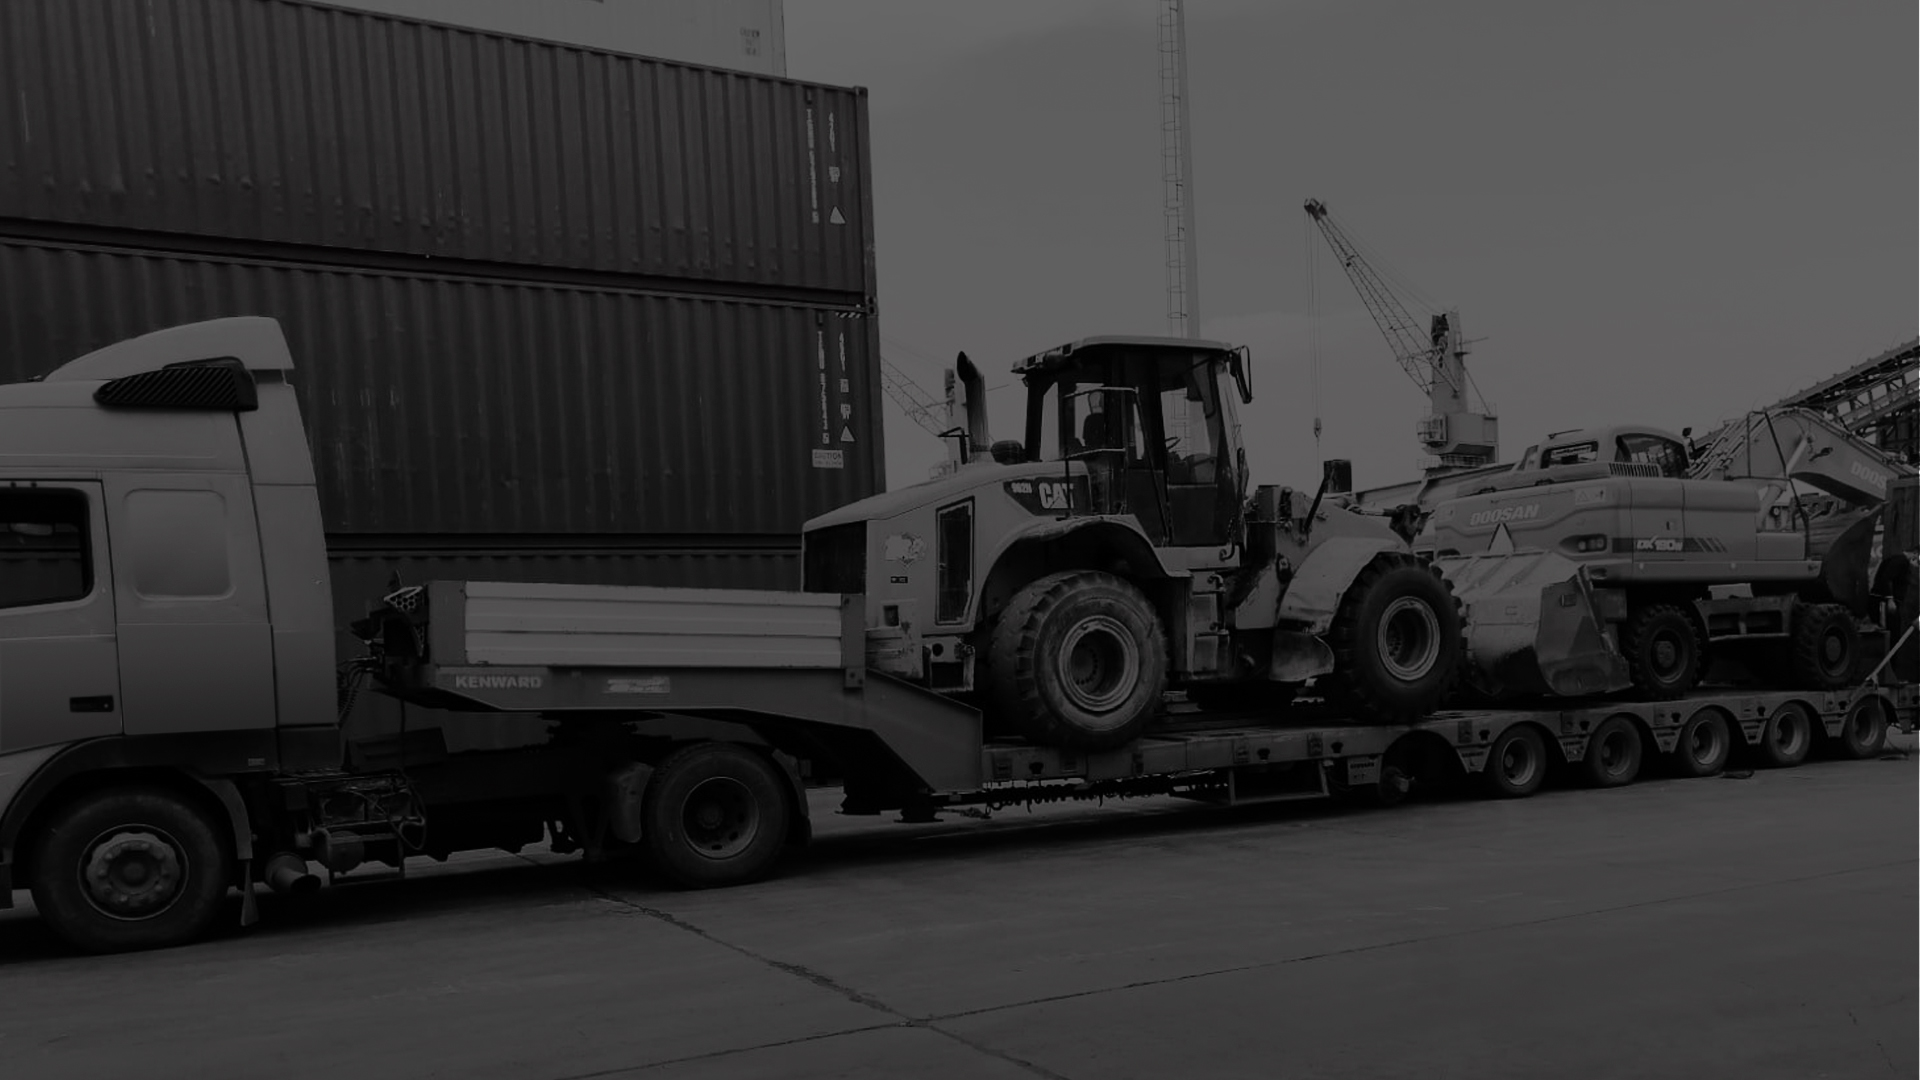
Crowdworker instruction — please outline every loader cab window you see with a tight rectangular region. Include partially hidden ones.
[1030,375,1147,465]
[1616,434,1689,477]
[0,488,91,609]
[1159,355,1242,546]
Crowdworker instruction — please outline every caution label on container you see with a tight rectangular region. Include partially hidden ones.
[813,449,845,469]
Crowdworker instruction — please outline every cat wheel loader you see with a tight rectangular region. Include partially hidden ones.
[1416,407,1918,702]
[801,336,1465,751]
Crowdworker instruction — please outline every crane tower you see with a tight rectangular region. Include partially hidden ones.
[1159,0,1201,340]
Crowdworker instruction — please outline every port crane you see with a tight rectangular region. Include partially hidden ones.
[1304,198,1499,473]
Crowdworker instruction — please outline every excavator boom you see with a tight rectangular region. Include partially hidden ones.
[1691,406,1902,506]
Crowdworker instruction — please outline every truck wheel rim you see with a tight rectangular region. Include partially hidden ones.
[1377,597,1441,682]
[1819,628,1851,676]
[682,778,761,861]
[1769,707,1811,757]
[1685,717,1726,765]
[1846,704,1879,747]
[1647,627,1688,682]
[1058,614,1139,717]
[1596,729,1634,776]
[1497,736,1540,787]
[79,827,185,921]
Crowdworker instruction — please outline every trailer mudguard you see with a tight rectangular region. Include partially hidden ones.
[1274,536,1404,634]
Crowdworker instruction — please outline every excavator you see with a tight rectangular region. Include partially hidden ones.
[1415,406,1917,701]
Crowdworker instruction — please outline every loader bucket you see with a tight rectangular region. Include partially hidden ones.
[1435,550,1633,701]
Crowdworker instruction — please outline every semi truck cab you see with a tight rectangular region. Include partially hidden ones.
[0,318,348,948]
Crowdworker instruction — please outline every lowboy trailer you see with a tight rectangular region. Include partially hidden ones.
[1,318,1913,955]
[374,578,1915,829]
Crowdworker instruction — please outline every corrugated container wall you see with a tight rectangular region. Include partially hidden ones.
[0,239,884,538]
[0,0,874,298]
[0,0,889,552]
[317,0,788,77]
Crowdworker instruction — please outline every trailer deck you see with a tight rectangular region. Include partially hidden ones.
[378,580,1917,819]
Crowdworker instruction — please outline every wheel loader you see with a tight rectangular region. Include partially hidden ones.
[801,336,1465,751]
[1414,407,1917,701]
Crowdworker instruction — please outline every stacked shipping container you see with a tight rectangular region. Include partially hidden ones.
[0,0,886,750]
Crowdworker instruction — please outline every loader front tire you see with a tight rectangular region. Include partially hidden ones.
[1325,554,1465,724]
[987,570,1169,751]
[1624,604,1703,699]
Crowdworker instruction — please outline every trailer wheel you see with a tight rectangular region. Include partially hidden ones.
[642,744,792,889]
[1672,708,1733,778]
[1787,603,1860,690]
[1581,717,1644,787]
[1481,725,1549,799]
[1755,702,1814,768]
[987,570,1169,751]
[1623,605,1703,699]
[28,786,232,954]
[1834,698,1889,761]
[1325,554,1464,724]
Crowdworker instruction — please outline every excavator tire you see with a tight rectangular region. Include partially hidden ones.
[1623,604,1703,700]
[1325,554,1465,724]
[1787,602,1860,690]
[987,570,1169,751]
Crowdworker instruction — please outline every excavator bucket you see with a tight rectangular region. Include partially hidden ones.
[1435,550,1634,700]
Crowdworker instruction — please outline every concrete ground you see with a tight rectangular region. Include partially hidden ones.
[2,747,1914,1080]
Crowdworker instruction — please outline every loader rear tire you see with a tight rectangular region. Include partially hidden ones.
[1787,603,1860,690]
[1624,604,1703,700]
[987,570,1169,751]
[1325,554,1464,725]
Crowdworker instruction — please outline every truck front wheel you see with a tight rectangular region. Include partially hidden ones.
[1326,554,1464,724]
[29,787,232,954]
[642,743,793,889]
[986,570,1170,751]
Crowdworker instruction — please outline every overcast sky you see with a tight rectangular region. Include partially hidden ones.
[783,0,1916,493]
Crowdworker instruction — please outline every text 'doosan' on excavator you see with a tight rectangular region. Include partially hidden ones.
[1414,405,1918,701]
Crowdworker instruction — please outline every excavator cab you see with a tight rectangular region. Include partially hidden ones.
[1014,336,1253,550]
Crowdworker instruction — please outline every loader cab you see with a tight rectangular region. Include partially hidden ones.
[1014,336,1253,549]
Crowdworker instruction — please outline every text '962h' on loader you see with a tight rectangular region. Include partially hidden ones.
[801,336,1466,751]
[1414,407,1919,703]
